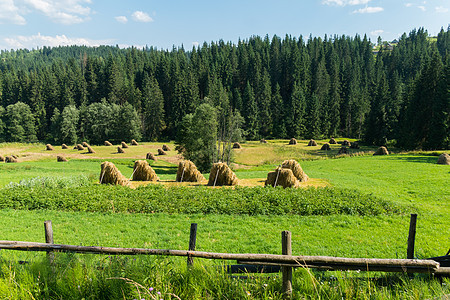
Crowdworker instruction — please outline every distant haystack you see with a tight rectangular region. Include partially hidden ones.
[104,141,113,146]
[146,153,157,161]
[162,144,170,151]
[121,142,129,149]
[82,142,89,147]
[233,142,241,149]
[342,140,351,146]
[57,155,68,162]
[175,145,186,154]
[158,148,167,155]
[99,161,130,186]
[87,145,96,154]
[5,156,17,163]
[176,160,205,182]
[61,144,68,149]
[338,147,348,154]
[11,155,18,159]
[350,141,360,149]
[73,146,78,150]
[281,159,308,182]
[437,153,450,165]
[373,146,389,156]
[260,139,268,144]
[289,138,297,145]
[329,138,337,144]
[308,139,318,146]
[207,162,238,186]
[131,139,139,146]
[132,160,159,181]
[46,144,54,151]
[76,144,85,151]
[117,146,125,153]
[321,143,331,151]
[0,155,5,162]
[265,168,299,188]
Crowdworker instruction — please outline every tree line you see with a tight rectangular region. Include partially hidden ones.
[0,27,448,150]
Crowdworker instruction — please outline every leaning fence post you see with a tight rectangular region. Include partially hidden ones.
[44,220,54,264]
[282,230,292,299]
[407,214,417,259]
[187,223,197,266]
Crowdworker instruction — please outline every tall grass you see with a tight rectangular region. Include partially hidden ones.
[4,175,91,189]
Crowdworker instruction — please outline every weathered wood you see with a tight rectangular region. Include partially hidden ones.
[187,223,197,266]
[407,214,417,259]
[433,267,450,276]
[282,231,292,299]
[44,221,54,264]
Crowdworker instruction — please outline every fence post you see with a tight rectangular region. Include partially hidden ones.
[44,220,54,264]
[187,223,197,266]
[282,230,292,299]
[407,214,417,259]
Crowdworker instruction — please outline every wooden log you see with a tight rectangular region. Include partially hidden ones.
[407,214,417,259]
[187,223,197,266]
[433,267,450,276]
[44,221,54,264]
[282,231,292,299]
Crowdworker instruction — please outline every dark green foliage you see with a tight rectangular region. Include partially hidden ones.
[4,102,37,142]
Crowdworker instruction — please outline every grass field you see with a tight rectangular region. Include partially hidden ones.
[0,140,448,299]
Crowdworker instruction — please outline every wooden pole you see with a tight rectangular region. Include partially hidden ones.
[407,214,417,259]
[187,223,197,266]
[282,230,292,299]
[44,220,54,264]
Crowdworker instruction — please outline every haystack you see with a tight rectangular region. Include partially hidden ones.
[158,148,167,155]
[207,163,238,186]
[329,138,337,144]
[175,145,186,154]
[132,160,159,181]
[0,155,5,162]
[82,142,89,147]
[308,139,318,146]
[146,153,157,161]
[73,146,78,149]
[162,144,171,151]
[342,140,351,146]
[104,141,113,146]
[338,147,348,154]
[11,155,18,159]
[117,146,125,153]
[281,159,308,182]
[121,142,129,149]
[289,138,297,145]
[373,146,389,156]
[87,145,96,154]
[260,139,268,144]
[176,160,205,182]
[265,168,299,188]
[99,161,130,186]
[321,143,331,151]
[5,156,17,163]
[61,144,68,149]
[350,141,360,149]
[46,144,54,151]
[57,156,68,162]
[131,139,139,146]
[233,142,241,149]
[76,144,85,151]
[437,153,450,165]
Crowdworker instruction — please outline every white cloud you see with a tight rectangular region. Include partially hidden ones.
[417,5,426,11]
[192,41,199,47]
[352,6,384,13]
[435,6,448,13]
[2,33,113,49]
[131,11,153,23]
[0,0,26,25]
[322,0,371,6]
[115,15,128,24]
[405,3,413,7]
[371,29,384,36]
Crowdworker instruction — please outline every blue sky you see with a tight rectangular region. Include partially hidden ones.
[0,0,448,51]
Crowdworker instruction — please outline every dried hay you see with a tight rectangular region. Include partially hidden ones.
[162,144,171,151]
[176,160,205,182]
[146,153,157,161]
[87,145,96,154]
[131,139,139,146]
[121,142,129,149]
[57,155,68,162]
[281,159,308,182]
[338,147,348,154]
[329,138,337,144]
[321,143,331,151]
[76,144,85,151]
[207,162,238,186]
[342,140,351,146]
[158,148,167,155]
[73,146,78,149]
[99,161,130,186]
[260,139,268,144]
[105,141,113,146]
[437,153,450,165]
[350,141,360,149]
[61,144,68,149]
[175,145,185,154]
[373,146,389,156]
[233,142,241,149]
[82,142,89,147]
[308,139,318,146]
[11,155,18,159]
[0,155,5,162]
[46,144,54,151]
[5,156,17,163]
[117,146,125,153]
[289,138,297,145]
[265,168,299,188]
[132,160,159,181]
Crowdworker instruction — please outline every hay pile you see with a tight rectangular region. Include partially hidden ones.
[87,145,96,154]
[329,138,337,144]
[342,140,351,146]
[76,144,85,151]
[131,139,139,146]
[162,144,170,151]
[0,155,5,162]
[289,138,297,145]
[350,141,360,149]
[281,159,308,182]
[260,139,268,144]
[82,142,89,147]
[321,143,331,150]
[99,161,130,186]
[233,142,241,149]
[308,139,318,146]
[105,141,113,146]
[437,153,450,165]
[5,156,17,163]
[158,148,167,155]
[11,155,18,159]
[176,160,205,182]
[61,144,68,149]
[338,147,348,154]
[175,145,186,154]
[121,142,129,149]
[132,160,159,181]
[117,146,125,153]
[373,146,389,156]
[265,168,299,188]
[146,153,157,161]
[207,163,238,186]
[46,144,54,151]
[57,156,68,162]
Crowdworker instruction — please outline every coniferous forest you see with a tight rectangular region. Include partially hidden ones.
[0,27,448,150]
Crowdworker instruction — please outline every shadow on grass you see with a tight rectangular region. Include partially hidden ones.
[391,155,439,164]
[150,165,178,175]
